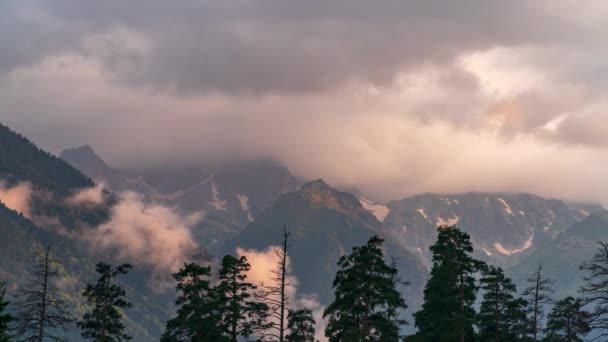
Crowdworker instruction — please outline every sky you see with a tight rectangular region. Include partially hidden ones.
[1,0,607,204]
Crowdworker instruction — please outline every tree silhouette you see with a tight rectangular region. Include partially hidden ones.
[579,241,608,339]
[161,263,225,341]
[0,281,14,342]
[256,225,293,342]
[215,255,270,342]
[543,297,590,342]
[285,308,317,342]
[478,265,528,341]
[412,226,484,342]
[523,265,554,341]
[78,262,132,342]
[324,236,408,341]
[13,245,73,342]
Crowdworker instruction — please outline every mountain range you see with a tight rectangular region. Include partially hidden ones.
[0,121,606,340]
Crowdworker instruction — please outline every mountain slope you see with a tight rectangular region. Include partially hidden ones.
[224,179,428,309]
[383,193,591,266]
[61,146,300,250]
[509,211,608,298]
[0,124,93,195]
[0,124,172,340]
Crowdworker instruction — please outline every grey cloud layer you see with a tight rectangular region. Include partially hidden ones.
[2,0,604,94]
[1,0,607,203]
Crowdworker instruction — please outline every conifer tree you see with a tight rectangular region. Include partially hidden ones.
[215,255,270,342]
[323,236,408,342]
[579,241,608,339]
[507,297,532,341]
[13,245,73,342]
[78,262,132,342]
[161,263,225,342]
[285,308,317,342]
[543,297,590,342]
[0,281,13,342]
[412,226,484,342]
[478,265,528,342]
[523,265,554,341]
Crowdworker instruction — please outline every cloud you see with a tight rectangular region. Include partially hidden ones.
[236,246,298,295]
[0,1,606,94]
[66,183,106,205]
[0,181,32,218]
[0,1,607,206]
[88,191,202,275]
[236,246,328,341]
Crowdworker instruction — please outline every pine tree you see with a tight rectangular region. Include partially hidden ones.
[478,266,528,342]
[13,245,73,342]
[579,241,608,339]
[323,235,408,342]
[542,297,590,342]
[285,308,317,342]
[0,281,13,342]
[78,262,132,342]
[411,226,484,342]
[509,297,532,341]
[161,263,225,342]
[256,225,293,342]
[523,265,554,341]
[215,255,270,342]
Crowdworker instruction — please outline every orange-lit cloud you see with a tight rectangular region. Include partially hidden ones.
[0,181,32,218]
[89,191,201,275]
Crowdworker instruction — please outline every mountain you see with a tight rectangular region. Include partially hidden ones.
[0,124,174,340]
[382,193,593,266]
[61,146,300,251]
[224,179,428,312]
[0,124,94,195]
[509,211,608,298]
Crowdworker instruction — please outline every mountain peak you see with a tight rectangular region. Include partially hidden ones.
[299,179,339,208]
[297,179,381,225]
[60,145,109,171]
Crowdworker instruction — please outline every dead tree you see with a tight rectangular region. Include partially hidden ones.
[580,241,608,340]
[522,264,555,341]
[257,225,293,342]
[13,244,73,342]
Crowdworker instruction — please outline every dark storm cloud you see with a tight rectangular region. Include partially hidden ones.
[0,0,603,94]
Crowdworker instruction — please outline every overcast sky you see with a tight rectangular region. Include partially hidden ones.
[1,0,607,203]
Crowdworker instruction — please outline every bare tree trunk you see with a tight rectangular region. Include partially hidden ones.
[459,273,464,342]
[37,246,51,342]
[279,225,288,342]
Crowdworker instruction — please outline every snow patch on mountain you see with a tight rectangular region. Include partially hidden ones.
[436,213,459,227]
[577,209,589,216]
[441,197,459,205]
[237,194,254,221]
[209,181,227,210]
[494,234,534,256]
[497,197,514,215]
[358,197,389,222]
[482,248,493,256]
[416,208,428,220]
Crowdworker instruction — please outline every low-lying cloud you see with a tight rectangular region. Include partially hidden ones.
[67,183,106,206]
[0,181,32,218]
[88,191,202,275]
